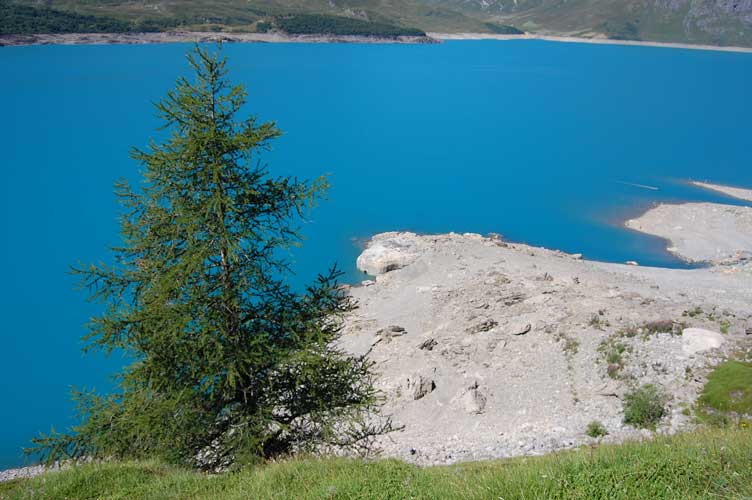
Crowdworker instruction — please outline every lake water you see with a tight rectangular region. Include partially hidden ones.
[1,40,751,468]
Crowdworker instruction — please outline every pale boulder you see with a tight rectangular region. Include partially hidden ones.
[681,328,725,355]
[356,232,423,275]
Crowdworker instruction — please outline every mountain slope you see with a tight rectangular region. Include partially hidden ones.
[423,0,752,45]
[6,0,752,46]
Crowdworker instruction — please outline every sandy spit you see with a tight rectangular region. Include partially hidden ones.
[626,202,752,263]
[692,181,752,202]
[429,33,752,53]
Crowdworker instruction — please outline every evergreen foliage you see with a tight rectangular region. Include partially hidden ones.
[0,2,131,35]
[484,23,524,35]
[275,14,425,37]
[30,45,391,469]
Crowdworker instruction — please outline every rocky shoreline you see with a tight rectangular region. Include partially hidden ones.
[4,31,752,52]
[0,31,437,47]
[338,182,752,465]
[626,182,752,265]
[341,229,750,465]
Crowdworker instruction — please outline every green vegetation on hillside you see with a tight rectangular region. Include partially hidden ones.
[697,360,752,426]
[276,14,424,37]
[3,0,491,37]
[484,22,524,35]
[0,1,263,35]
[4,0,752,45]
[0,2,132,35]
[4,428,752,499]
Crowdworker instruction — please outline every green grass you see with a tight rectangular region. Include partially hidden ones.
[698,360,752,420]
[2,428,752,499]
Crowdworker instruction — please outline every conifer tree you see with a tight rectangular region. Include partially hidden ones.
[32,45,390,469]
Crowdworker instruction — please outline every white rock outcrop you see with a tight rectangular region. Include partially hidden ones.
[356,232,423,275]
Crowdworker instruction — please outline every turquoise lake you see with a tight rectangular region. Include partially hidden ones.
[1,40,751,468]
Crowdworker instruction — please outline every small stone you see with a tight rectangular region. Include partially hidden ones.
[377,325,407,343]
[511,323,532,336]
[466,319,498,334]
[418,338,438,351]
[500,293,526,306]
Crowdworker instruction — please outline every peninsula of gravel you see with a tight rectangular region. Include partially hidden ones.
[340,181,752,465]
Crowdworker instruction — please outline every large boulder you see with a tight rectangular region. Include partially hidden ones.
[681,327,725,355]
[356,232,423,275]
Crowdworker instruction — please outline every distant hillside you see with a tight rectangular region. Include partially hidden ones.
[425,0,752,46]
[2,0,488,36]
[4,0,752,46]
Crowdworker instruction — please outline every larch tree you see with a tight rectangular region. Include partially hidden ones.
[32,45,391,469]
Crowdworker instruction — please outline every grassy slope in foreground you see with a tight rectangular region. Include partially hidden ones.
[2,428,751,499]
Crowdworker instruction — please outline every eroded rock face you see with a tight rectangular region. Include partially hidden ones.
[413,376,437,400]
[682,328,725,354]
[356,232,423,275]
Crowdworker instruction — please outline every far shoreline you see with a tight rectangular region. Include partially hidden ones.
[3,30,752,53]
[431,33,752,54]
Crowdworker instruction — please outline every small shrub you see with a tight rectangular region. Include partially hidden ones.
[586,420,608,438]
[606,342,628,364]
[588,314,609,330]
[683,306,703,318]
[599,339,631,379]
[564,338,580,355]
[642,320,684,336]
[617,326,639,338]
[720,321,730,334]
[623,384,667,429]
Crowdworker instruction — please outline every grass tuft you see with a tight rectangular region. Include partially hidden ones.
[697,360,752,426]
